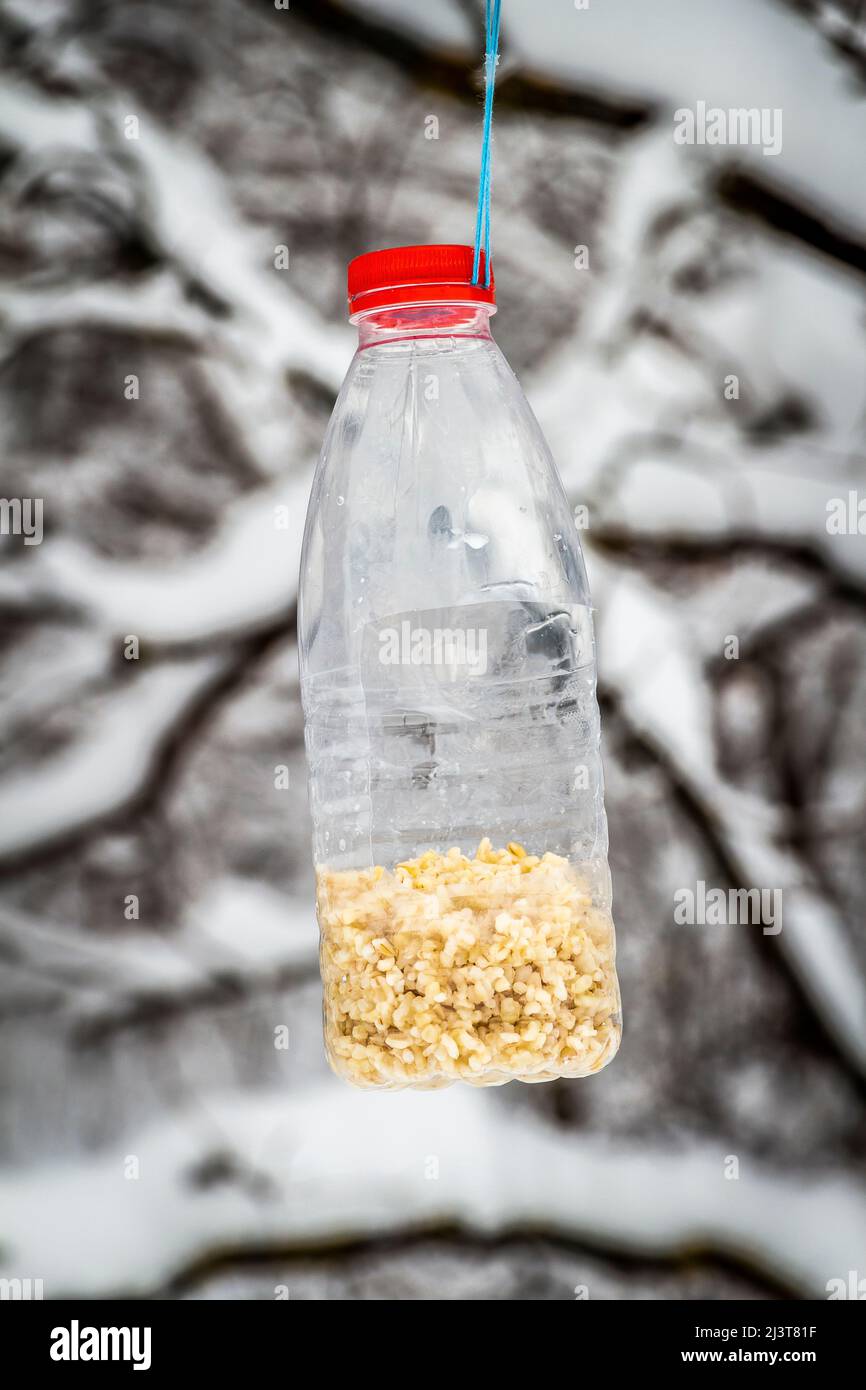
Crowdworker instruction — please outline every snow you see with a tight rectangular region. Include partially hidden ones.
[350,0,866,233]
[1,0,863,1302]
[0,878,317,1042]
[0,657,223,860]
[189,878,315,974]
[29,473,310,644]
[1,1084,863,1298]
[0,79,98,153]
[527,125,866,585]
[595,562,866,1075]
[125,107,351,391]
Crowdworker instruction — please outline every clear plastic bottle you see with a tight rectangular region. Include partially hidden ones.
[299,245,621,1089]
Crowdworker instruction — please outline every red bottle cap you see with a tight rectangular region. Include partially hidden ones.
[347,244,496,320]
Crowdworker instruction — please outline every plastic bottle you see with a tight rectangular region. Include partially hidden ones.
[299,245,621,1089]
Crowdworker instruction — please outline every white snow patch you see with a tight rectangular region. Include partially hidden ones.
[0,657,223,859]
[0,1085,863,1298]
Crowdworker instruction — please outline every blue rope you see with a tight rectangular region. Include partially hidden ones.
[471,0,502,288]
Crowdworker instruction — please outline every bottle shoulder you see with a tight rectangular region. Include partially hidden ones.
[298,336,590,668]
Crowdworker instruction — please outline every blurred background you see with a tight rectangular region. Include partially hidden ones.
[1,0,865,1300]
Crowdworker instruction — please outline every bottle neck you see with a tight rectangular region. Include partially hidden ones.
[356,303,495,350]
